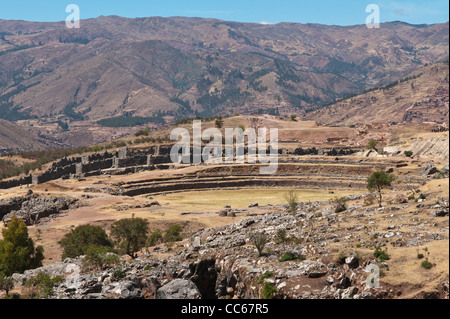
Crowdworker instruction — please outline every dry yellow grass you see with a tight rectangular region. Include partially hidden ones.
[150,188,363,212]
[384,240,449,297]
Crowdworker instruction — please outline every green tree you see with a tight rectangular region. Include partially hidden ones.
[367,171,396,207]
[283,190,299,215]
[58,224,113,259]
[110,217,149,258]
[0,273,14,296]
[0,216,44,276]
[215,117,224,129]
[250,232,268,257]
[367,139,378,150]
[290,114,297,121]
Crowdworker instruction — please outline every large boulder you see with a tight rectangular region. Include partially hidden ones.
[156,279,201,299]
[422,163,438,176]
[2,196,78,225]
[442,163,449,177]
[345,256,359,269]
[395,193,408,204]
[0,196,28,220]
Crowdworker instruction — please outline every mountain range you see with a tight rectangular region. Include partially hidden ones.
[0,16,448,148]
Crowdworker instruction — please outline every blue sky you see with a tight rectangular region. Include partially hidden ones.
[0,0,448,25]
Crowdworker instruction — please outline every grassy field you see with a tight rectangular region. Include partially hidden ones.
[150,187,364,212]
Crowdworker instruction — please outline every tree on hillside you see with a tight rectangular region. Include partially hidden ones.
[215,117,224,129]
[283,190,299,215]
[58,224,114,259]
[250,232,268,257]
[367,139,378,150]
[110,217,149,258]
[367,171,396,207]
[0,272,14,296]
[0,216,44,276]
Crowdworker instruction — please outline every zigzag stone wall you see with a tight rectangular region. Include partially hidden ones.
[0,146,172,189]
[0,145,361,189]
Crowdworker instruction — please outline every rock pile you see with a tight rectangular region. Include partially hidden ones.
[2,196,78,225]
[7,196,449,299]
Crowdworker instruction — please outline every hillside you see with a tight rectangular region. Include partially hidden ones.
[0,118,53,152]
[304,62,449,126]
[0,17,448,148]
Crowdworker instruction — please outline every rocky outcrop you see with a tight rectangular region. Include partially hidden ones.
[2,196,78,225]
[0,196,29,220]
[406,135,449,161]
[7,195,448,300]
[422,163,438,176]
[156,279,201,299]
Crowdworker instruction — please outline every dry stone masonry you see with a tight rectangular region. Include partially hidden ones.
[0,146,172,189]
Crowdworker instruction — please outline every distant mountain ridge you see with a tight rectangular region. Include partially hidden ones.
[0,16,448,148]
[304,62,449,126]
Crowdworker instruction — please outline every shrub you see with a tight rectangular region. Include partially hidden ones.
[148,229,163,246]
[404,150,413,157]
[279,253,305,262]
[58,224,113,259]
[334,197,348,213]
[112,268,127,280]
[23,273,63,299]
[420,247,433,269]
[250,232,268,257]
[255,271,273,285]
[91,145,101,152]
[275,229,289,244]
[81,246,120,271]
[419,193,426,200]
[283,190,299,215]
[374,245,390,262]
[261,282,276,299]
[215,117,224,128]
[421,260,433,269]
[135,127,150,137]
[164,225,183,243]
